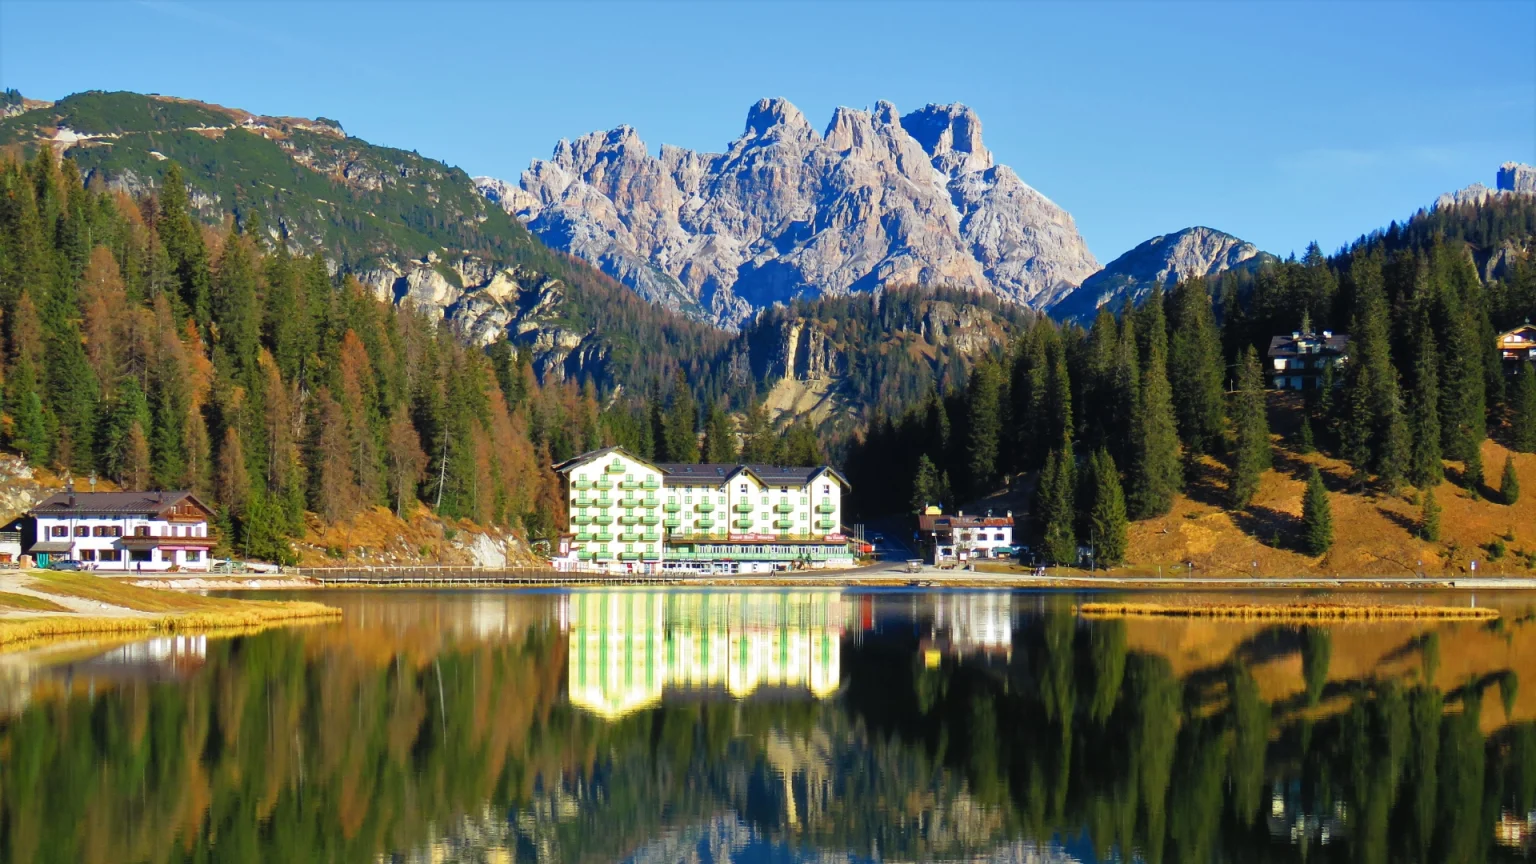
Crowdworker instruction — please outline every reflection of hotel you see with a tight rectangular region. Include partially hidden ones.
[924,592,1015,661]
[562,591,845,718]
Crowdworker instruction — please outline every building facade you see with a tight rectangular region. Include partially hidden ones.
[554,447,853,572]
[26,491,216,572]
[1266,330,1349,390]
[917,509,1016,563]
[1499,322,1536,371]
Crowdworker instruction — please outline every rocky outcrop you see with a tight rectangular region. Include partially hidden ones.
[476,99,1098,327]
[1499,162,1536,195]
[1436,162,1536,210]
[1048,227,1271,324]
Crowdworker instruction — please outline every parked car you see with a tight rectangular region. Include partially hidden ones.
[48,559,83,571]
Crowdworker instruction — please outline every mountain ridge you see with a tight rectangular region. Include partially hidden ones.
[476,98,1099,327]
[1047,226,1273,324]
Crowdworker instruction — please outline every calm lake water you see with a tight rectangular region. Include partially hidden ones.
[4,588,1536,863]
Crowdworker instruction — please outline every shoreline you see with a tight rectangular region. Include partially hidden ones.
[129,569,1536,592]
[0,571,341,649]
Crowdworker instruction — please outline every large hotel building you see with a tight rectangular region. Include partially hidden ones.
[552,446,855,573]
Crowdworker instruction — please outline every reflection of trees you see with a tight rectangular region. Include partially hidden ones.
[841,611,1536,864]
[6,607,1536,863]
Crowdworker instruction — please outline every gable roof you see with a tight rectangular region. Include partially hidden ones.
[1267,331,1350,358]
[552,446,660,475]
[29,490,212,519]
[1498,323,1536,343]
[555,448,850,489]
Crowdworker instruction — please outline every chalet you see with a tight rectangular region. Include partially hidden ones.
[1499,321,1536,371]
[1267,330,1349,390]
[553,446,854,574]
[916,507,1015,564]
[25,490,215,572]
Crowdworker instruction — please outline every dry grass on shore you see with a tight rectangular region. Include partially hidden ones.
[0,602,341,648]
[1078,600,1500,621]
[28,571,246,613]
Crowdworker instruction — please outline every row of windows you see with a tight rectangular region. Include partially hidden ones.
[72,549,201,562]
[50,524,205,538]
[957,532,1010,542]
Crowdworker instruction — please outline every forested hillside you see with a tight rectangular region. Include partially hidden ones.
[848,196,1536,569]
[0,148,658,560]
[0,91,729,399]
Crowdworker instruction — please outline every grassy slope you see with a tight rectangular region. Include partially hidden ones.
[1122,394,1536,577]
[0,572,338,647]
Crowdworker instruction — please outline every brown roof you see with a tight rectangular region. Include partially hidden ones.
[918,513,1015,531]
[29,491,212,519]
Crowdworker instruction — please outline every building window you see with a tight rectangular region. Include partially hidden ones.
[100,549,121,562]
[74,526,89,537]
[79,549,96,561]
[130,550,152,562]
[186,550,201,562]
[739,484,747,493]
[50,525,67,538]
[135,526,149,537]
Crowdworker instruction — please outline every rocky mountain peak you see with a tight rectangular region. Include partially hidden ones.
[482,98,1099,326]
[1048,226,1272,324]
[900,103,993,176]
[1499,162,1536,194]
[744,97,814,140]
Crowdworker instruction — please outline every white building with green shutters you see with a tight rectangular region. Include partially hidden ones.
[553,447,854,573]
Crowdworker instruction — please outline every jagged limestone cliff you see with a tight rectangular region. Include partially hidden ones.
[478,99,1098,326]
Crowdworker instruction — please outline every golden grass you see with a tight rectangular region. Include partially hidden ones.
[1077,601,1500,621]
[28,572,249,612]
[0,601,341,648]
[0,590,71,613]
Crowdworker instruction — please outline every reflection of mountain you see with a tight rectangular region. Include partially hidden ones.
[562,591,844,718]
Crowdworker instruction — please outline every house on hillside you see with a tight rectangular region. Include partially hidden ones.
[24,490,215,572]
[1499,321,1536,371]
[1266,330,1349,390]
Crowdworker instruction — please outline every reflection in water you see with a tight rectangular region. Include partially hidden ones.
[4,589,1536,863]
[562,591,843,718]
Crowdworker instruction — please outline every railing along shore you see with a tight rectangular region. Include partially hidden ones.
[292,564,685,586]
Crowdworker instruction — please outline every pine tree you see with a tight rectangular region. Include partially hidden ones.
[911,454,940,512]
[157,162,212,327]
[1038,444,1077,565]
[1512,362,1536,453]
[1084,447,1128,566]
[1300,467,1334,556]
[1128,316,1180,519]
[386,414,427,518]
[701,402,737,463]
[660,371,699,462]
[1465,443,1485,496]
[1501,453,1521,505]
[1407,322,1444,488]
[1420,486,1441,541]
[739,400,778,463]
[784,422,823,466]
[1342,257,1408,488]
[1229,346,1271,510]
[1168,278,1226,455]
[966,359,1003,496]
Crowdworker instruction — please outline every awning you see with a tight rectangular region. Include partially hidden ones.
[27,541,74,553]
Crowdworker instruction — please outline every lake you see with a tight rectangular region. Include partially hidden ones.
[3,588,1535,863]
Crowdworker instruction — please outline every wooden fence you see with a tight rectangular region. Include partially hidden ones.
[292,564,684,586]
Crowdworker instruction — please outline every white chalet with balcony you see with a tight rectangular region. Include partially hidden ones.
[26,490,216,572]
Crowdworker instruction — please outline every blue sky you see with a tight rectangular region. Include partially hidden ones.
[2,1,1532,263]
